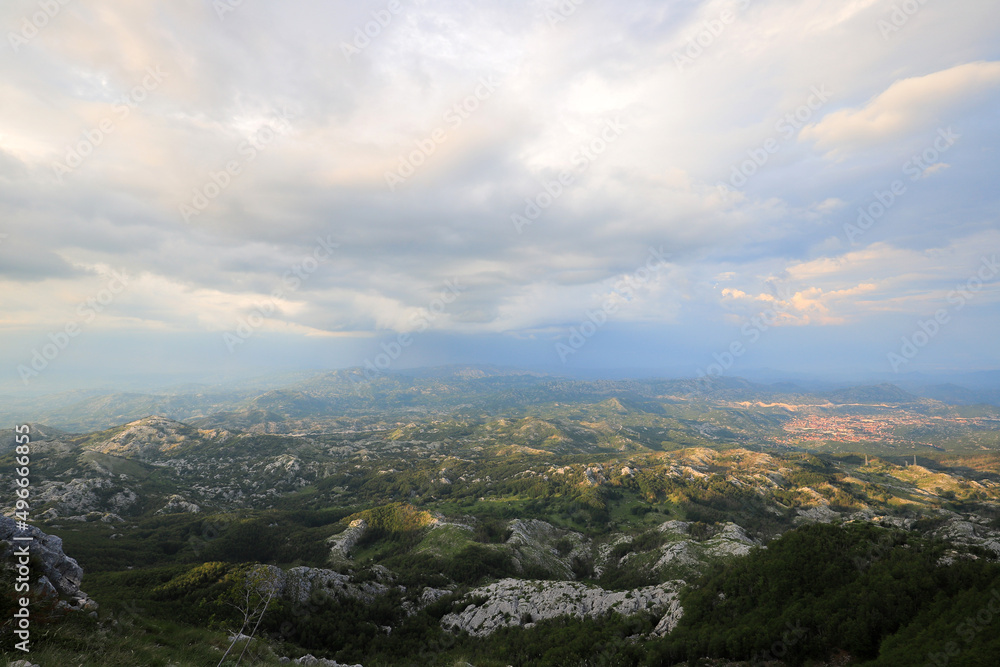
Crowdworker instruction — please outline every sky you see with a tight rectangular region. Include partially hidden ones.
[1,0,999,391]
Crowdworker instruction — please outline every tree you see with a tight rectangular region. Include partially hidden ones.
[217,564,281,667]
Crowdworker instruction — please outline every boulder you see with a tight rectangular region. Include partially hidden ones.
[1,515,83,597]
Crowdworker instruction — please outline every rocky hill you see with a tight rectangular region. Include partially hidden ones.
[2,372,999,665]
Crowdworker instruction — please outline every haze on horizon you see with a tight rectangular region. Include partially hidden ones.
[1,0,999,392]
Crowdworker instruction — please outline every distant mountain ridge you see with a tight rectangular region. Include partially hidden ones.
[820,383,920,404]
[3,365,999,431]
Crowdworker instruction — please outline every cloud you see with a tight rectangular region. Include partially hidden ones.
[0,238,86,282]
[918,162,950,178]
[801,61,1000,157]
[0,1,998,380]
[721,283,874,327]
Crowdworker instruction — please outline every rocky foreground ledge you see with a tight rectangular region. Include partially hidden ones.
[0,515,98,613]
[440,577,683,637]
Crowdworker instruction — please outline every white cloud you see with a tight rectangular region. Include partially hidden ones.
[801,61,1000,157]
[0,0,999,378]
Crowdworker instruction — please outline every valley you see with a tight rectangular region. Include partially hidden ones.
[2,368,1000,665]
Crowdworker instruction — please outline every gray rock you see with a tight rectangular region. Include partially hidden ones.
[932,516,1000,557]
[504,519,590,579]
[156,494,200,514]
[291,655,363,666]
[794,505,841,524]
[654,541,701,569]
[657,520,691,535]
[34,575,58,599]
[0,515,84,597]
[440,578,683,637]
[327,519,367,561]
[651,521,758,571]
[420,587,452,605]
[258,565,390,606]
[652,597,684,636]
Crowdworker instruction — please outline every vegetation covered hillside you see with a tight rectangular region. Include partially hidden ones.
[2,370,999,665]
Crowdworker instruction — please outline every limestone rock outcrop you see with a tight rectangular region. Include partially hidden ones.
[440,578,683,637]
[0,515,97,612]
